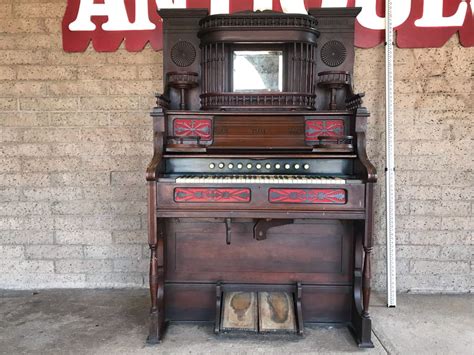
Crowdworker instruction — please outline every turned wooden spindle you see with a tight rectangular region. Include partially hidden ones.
[362,246,373,317]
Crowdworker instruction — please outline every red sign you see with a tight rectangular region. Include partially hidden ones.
[62,0,473,52]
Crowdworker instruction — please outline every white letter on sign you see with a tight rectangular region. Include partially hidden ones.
[415,0,468,27]
[211,0,230,15]
[156,0,186,9]
[254,0,273,12]
[69,0,155,31]
[355,0,412,30]
[321,0,348,7]
[280,0,307,14]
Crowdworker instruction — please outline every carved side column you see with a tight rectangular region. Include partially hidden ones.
[362,246,372,317]
[363,183,375,318]
[147,181,165,344]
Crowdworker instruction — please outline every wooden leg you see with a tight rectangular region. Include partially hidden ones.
[349,220,374,348]
[147,183,166,344]
[295,282,304,336]
[215,282,222,334]
[362,246,372,318]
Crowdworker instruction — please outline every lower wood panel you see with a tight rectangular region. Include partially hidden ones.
[165,218,353,284]
[165,283,352,323]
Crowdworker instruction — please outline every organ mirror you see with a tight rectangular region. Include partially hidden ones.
[232,50,284,92]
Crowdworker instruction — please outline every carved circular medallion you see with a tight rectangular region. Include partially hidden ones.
[321,40,347,67]
[171,41,197,67]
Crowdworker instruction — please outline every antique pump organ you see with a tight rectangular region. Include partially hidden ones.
[146,7,376,348]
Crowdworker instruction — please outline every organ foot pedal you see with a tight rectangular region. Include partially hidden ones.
[215,283,303,335]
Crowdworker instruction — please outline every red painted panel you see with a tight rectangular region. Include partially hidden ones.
[173,119,213,141]
[175,188,251,203]
[305,119,344,141]
[269,189,347,204]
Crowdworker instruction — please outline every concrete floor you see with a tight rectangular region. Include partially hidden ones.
[0,290,472,354]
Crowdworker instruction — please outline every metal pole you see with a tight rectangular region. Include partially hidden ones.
[385,0,397,307]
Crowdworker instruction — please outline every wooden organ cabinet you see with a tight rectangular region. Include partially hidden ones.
[146,7,377,348]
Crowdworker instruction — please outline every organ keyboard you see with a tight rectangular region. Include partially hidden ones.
[146,7,377,348]
[174,175,348,184]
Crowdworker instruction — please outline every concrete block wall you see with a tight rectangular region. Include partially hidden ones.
[0,1,472,292]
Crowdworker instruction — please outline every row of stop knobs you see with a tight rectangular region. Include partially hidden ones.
[209,162,311,170]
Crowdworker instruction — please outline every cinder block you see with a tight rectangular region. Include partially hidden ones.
[0,245,24,258]
[0,19,46,34]
[54,215,84,231]
[396,274,470,293]
[410,201,471,217]
[0,230,53,245]
[25,245,84,259]
[113,258,148,272]
[20,98,79,111]
[0,201,52,216]
[0,158,21,173]
[0,259,54,273]
[1,143,52,157]
[0,98,17,110]
[48,81,109,96]
[79,97,139,111]
[13,3,65,18]
[110,201,146,215]
[397,216,441,231]
[0,5,13,18]
[410,260,470,274]
[0,127,23,142]
[84,245,142,259]
[396,186,441,201]
[46,51,107,66]
[441,187,474,201]
[78,65,137,81]
[82,186,146,201]
[108,80,155,95]
[0,111,49,126]
[55,230,112,245]
[0,273,86,290]
[55,259,113,274]
[109,111,150,126]
[113,230,145,244]
[17,66,77,81]
[441,217,474,231]
[23,187,83,201]
[51,172,110,187]
[0,50,45,65]
[48,112,110,127]
[439,246,473,261]
[85,272,144,288]
[409,230,473,246]
[111,171,144,186]
[21,157,81,173]
[51,201,111,215]
[0,173,52,188]
[397,245,440,259]
[0,65,16,80]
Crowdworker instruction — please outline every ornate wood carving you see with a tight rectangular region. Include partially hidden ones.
[269,189,347,204]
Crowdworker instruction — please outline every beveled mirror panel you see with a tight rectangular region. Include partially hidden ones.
[233,51,283,92]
